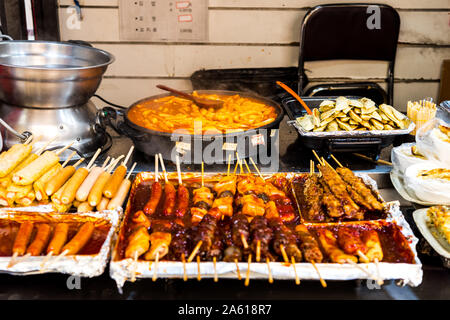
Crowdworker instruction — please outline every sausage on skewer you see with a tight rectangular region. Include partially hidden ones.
[61,222,95,255]
[26,224,52,256]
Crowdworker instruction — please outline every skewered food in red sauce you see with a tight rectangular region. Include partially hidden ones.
[315,228,358,263]
[337,228,368,262]
[191,186,214,225]
[294,225,323,263]
[143,181,162,215]
[269,218,302,262]
[12,221,34,256]
[125,226,150,259]
[26,224,52,256]
[162,182,176,216]
[300,174,325,221]
[230,214,250,249]
[361,229,383,262]
[249,216,274,261]
[193,214,219,256]
[175,184,190,218]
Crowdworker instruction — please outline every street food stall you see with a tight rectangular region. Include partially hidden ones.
[0,0,448,303]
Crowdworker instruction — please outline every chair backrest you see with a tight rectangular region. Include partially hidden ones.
[298,3,400,102]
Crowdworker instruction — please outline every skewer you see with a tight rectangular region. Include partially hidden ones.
[375,258,384,286]
[311,150,323,165]
[213,256,218,282]
[181,253,188,281]
[61,151,77,168]
[346,259,378,281]
[86,148,102,170]
[131,251,138,282]
[52,249,69,265]
[249,157,264,180]
[233,158,239,175]
[35,137,57,156]
[357,250,370,263]
[126,162,137,180]
[279,244,289,264]
[236,152,243,174]
[176,155,182,185]
[106,156,125,174]
[28,135,42,147]
[187,240,203,262]
[152,251,159,282]
[234,259,242,280]
[24,135,34,145]
[266,257,273,284]
[243,159,251,174]
[72,158,85,169]
[291,256,300,285]
[256,240,261,262]
[122,145,134,167]
[101,156,110,169]
[352,153,392,166]
[330,154,343,168]
[311,261,327,288]
[244,254,252,286]
[40,252,53,271]
[196,255,201,281]
[55,141,76,156]
[154,154,159,182]
[158,153,168,183]
[227,154,231,176]
[240,234,249,249]
[201,161,204,187]
[7,252,19,268]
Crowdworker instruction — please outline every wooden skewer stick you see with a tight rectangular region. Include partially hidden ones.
[24,135,34,145]
[158,153,168,183]
[291,256,300,285]
[201,161,204,187]
[249,157,264,180]
[240,233,249,249]
[61,151,77,168]
[234,259,242,280]
[86,148,102,171]
[357,250,370,263]
[131,251,138,282]
[55,141,76,156]
[311,261,327,288]
[243,159,251,174]
[7,252,19,268]
[72,158,85,169]
[122,145,134,167]
[126,163,137,181]
[101,156,110,169]
[176,155,182,185]
[233,158,239,175]
[154,154,159,182]
[52,249,69,265]
[352,153,392,166]
[152,251,159,282]
[187,240,203,262]
[227,154,231,176]
[213,256,218,282]
[311,150,323,165]
[330,154,344,168]
[181,253,187,281]
[310,160,314,175]
[236,152,243,174]
[244,254,252,286]
[279,244,289,264]
[196,255,201,281]
[266,257,273,284]
[346,259,378,281]
[35,137,57,156]
[256,240,261,262]
[375,258,384,286]
[39,252,53,271]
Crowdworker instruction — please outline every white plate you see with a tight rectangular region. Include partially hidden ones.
[412,208,450,259]
[390,170,442,206]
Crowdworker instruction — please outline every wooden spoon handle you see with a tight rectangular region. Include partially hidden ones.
[156,84,194,101]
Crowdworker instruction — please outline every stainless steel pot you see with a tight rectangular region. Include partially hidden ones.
[0,38,114,108]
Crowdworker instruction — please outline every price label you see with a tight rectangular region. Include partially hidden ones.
[222,142,237,151]
[251,134,265,147]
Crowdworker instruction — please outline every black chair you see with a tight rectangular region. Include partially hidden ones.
[298,3,400,105]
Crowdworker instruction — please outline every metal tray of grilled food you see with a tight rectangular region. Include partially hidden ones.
[283,96,414,155]
[0,209,120,277]
[110,170,422,291]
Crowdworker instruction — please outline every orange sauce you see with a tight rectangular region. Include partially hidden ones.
[127,92,278,134]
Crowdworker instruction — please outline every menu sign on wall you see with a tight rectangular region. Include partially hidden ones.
[119,0,209,41]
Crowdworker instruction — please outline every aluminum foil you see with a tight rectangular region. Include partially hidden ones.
[110,172,422,290]
[0,209,121,277]
[288,118,415,138]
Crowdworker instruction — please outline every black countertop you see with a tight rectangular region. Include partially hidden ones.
[1,118,449,300]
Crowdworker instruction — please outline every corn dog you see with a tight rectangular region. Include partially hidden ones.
[46,223,69,255]
[0,153,38,188]
[6,184,32,201]
[77,201,94,213]
[44,157,84,196]
[103,146,133,199]
[0,143,33,178]
[26,224,52,256]
[97,197,109,211]
[88,157,123,207]
[107,162,136,210]
[75,157,109,203]
[60,167,89,205]
[61,222,95,255]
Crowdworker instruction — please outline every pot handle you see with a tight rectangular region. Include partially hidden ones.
[0,117,32,142]
[0,35,13,41]
[97,106,146,139]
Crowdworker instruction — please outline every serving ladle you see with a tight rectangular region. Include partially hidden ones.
[156,84,224,109]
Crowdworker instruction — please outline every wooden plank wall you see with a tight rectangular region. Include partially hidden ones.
[58,0,450,111]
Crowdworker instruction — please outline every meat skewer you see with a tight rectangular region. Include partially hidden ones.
[174,155,189,218]
[16,224,52,264]
[337,227,369,263]
[191,162,214,225]
[143,154,162,215]
[8,221,34,268]
[315,228,357,263]
[361,229,384,285]
[249,216,273,263]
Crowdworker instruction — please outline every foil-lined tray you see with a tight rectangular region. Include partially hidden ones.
[0,209,120,277]
[110,172,422,290]
[287,118,415,138]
